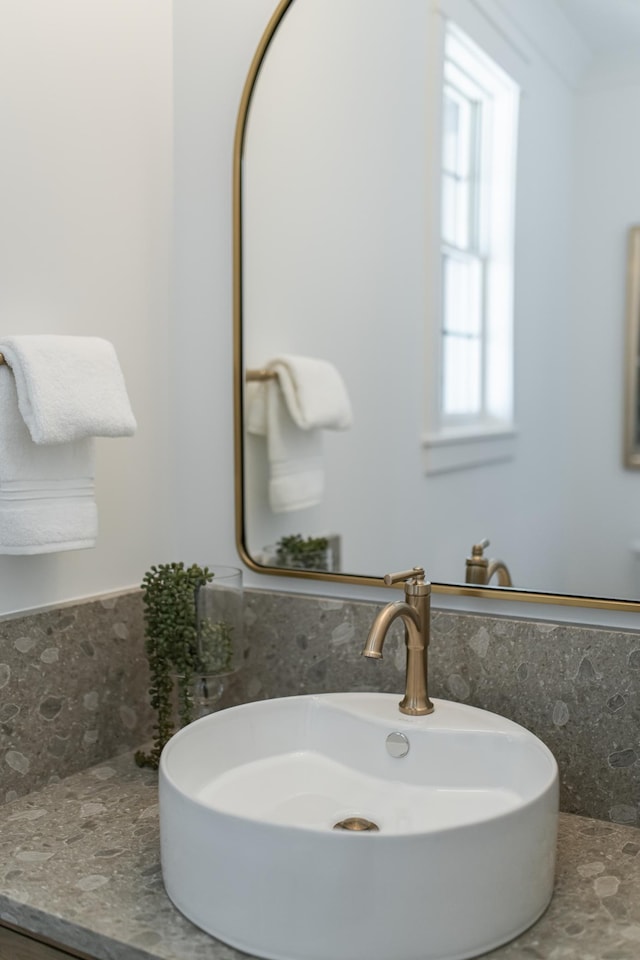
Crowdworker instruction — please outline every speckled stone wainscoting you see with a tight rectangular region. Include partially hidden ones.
[3,584,640,828]
[0,591,153,804]
[234,590,640,826]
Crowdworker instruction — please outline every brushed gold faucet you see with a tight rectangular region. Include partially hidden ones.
[362,567,434,716]
[465,539,512,587]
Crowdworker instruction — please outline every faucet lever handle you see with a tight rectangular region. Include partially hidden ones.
[471,539,490,557]
[383,567,425,586]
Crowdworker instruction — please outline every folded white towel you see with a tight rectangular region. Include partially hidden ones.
[0,335,137,444]
[267,355,353,430]
[246,355,352,513]
[0,368,96,553]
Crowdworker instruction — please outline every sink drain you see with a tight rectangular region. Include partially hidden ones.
[333,816,379,832]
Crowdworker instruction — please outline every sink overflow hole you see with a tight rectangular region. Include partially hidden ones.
[333,817,380,832]
[386,732,410,758]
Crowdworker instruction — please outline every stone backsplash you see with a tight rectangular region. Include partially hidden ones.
[0,591,154,803]
[234,590,640,826]
[2,585,640,826]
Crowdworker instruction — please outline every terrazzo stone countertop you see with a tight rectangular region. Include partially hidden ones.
[1,752,640,960]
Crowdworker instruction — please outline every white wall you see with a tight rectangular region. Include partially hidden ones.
[170,0,278,576]
[0,0,173,614]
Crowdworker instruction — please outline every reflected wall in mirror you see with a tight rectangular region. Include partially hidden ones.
[236,0,640,607]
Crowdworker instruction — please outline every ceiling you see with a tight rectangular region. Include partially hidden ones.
[556,0,640,55]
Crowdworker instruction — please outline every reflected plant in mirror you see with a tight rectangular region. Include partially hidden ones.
[235,0,640,609]
[273,534,330,571]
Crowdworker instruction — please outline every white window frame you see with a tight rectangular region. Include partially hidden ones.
[423,21,520,474]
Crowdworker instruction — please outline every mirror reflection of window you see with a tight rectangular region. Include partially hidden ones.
[439,24,520,432]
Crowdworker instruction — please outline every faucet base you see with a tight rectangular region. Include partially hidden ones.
[399,696,434,717]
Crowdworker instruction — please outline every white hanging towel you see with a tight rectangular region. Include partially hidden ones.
[0,335,137,443]
[246,354,352,513]
[0,335,136,554]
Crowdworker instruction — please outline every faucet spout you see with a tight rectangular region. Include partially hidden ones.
[362,569,434,716]
[363,600,420,657]
[485,559,512,587]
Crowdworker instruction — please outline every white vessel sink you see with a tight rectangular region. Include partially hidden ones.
[159,693,558,960]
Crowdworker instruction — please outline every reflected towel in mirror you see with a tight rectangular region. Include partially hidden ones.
[246,354,352,513]
[266,354,352,431]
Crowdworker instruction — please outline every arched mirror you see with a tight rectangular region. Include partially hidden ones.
[234,0,640,611]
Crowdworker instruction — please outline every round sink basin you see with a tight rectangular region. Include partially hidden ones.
[159,693,558,960]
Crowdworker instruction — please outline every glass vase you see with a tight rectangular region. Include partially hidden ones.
[192,565,243,718]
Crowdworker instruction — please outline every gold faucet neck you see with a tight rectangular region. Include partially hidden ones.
[365,566,434,716]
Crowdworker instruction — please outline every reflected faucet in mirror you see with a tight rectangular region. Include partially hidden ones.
[465,539,512,587]
[362,567,434,716]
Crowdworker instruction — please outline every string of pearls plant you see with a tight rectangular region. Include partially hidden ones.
[135,562,233,770]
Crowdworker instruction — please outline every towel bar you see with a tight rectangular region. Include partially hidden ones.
[246,368,277,382]
[0,353,6,366]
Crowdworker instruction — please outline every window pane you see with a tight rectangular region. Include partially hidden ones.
[442,334,481,416]
[442,174,471,249]
[442,86,472,179]
[442,255,482,336]
[441,84,476,250]
[442,92,460,174]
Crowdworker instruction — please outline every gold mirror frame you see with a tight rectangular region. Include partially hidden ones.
[233,0,640,613]
[625,226,640,470]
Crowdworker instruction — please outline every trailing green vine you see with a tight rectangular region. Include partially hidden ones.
[134,562,214,770]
